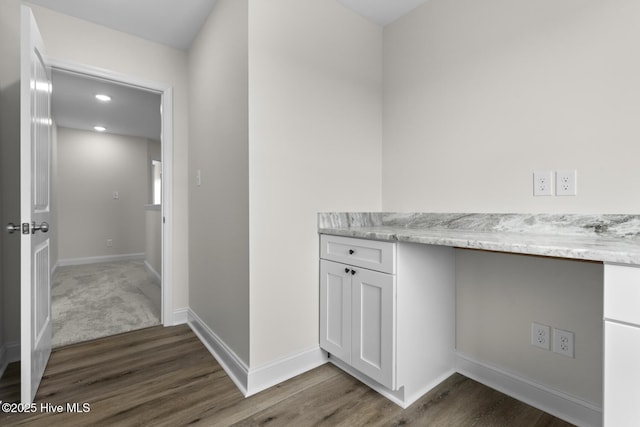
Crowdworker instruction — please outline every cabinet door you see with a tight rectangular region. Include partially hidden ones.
[351,268,396,389]
[604,321,640,426]
[604,263,640,325]
[320,260,351,363]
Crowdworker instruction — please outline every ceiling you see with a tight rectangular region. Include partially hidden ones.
[27,1,430,52]
[52,69,161,141]
[337,0,429,26]
[34,0,428,140]
[27,0,218,51]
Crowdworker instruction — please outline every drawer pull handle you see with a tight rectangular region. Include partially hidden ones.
[348,249,355,255]
[344,268,350,274]
[350,269,356,275]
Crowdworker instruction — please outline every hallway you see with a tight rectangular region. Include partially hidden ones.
[52,260,160,347]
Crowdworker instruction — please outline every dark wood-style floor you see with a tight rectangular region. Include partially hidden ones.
[0,325,573,426]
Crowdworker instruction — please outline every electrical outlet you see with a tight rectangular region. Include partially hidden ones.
[553,328,574,358]
[531,322,551,350]
[106,239,113,247]
[556,170,577,196]
[533,171,553,196]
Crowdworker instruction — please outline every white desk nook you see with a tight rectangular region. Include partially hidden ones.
[318,212,640,427]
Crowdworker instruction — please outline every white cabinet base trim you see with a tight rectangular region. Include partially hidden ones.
[455,352,602,427]
[329,356,455,409]
[188,309,327,398]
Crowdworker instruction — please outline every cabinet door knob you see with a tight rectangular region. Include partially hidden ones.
[345,268,350,274]
[350,269,356,275]
[349,249,355,255]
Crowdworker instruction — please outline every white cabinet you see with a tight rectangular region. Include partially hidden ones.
[603,321,640,426]
[351,267,395,388]
[319,234,455,407]
[603,263,640,426]
[320,259,395,388]
[319,237,396,389]
[319,260,352,363]
[320,234,395,273]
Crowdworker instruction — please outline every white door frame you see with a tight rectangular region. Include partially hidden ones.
[47,58,174,325]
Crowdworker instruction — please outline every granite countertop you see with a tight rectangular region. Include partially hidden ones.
[318,213,640,265]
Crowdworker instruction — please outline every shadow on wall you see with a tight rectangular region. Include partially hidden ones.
[1,81,21,369]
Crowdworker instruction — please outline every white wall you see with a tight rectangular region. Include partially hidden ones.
[383,0,640,213]
[28,4,190,311]
[0,0,21,349]
[248,0,382,366]
[456,249,603,405]
[382,0,640,405]
[56,128,148,261]
[187,0,383,369]
[188,0,250,364]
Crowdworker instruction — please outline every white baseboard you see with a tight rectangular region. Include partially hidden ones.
[171,308,189,325]
[246,346,327,397]
[187,308,327,399]
[0,341,21,379]
[57,253,145,267]
[455,352,602,427]
[187,309,249,395]
[144,260,161,285]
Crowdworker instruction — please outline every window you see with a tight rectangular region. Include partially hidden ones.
[152,160,162,205]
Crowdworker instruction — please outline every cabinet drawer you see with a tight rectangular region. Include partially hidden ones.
[604,264,640,326]
[320,234,395,274]
[604,321,640,426]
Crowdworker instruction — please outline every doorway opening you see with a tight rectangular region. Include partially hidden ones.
[47,59,173,345]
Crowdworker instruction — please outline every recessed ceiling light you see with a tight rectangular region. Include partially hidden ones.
[93,126,106,132]
[95,94,111,102]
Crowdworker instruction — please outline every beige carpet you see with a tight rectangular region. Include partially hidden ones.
[52,260,161,348]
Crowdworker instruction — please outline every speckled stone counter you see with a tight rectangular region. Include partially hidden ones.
[318,213,640,265]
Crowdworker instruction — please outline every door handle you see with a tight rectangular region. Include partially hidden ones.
[31,221,49,233]
[6,223,21,234]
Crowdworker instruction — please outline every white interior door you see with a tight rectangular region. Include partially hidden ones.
[20,6,52,404]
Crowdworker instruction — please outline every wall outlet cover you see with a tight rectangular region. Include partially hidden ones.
[533,171,553,196]
[556,170,577,196]
[531,322,551,350]
[553,328,575,358]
